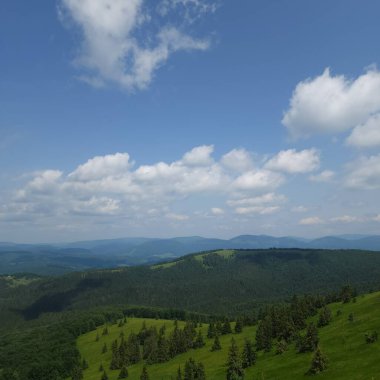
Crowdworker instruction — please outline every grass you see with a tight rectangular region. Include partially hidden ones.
[77,291,380,380]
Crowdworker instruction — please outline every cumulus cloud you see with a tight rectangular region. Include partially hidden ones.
[309,170,335,183]
[345,154,380,189]
[227,192,286,207]
[60,0,211,90]
[265,149,320,174]
[221,148,253,172]
[211,207,224,215]
[283,67,380,138]
[299,216,324,225]
[235,206,280,215]
[346,113,380,148]
[330,215,360,223]
[233,170,284,191]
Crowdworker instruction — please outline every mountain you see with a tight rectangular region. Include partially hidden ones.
[3,248,380,324]
[1,234,380,275]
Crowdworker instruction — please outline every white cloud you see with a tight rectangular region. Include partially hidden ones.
[60,0,210,90]
[182,145,214,166]
[265,149,320,174]
[233,170,284,191]
[221,148,253,172]
[291,206,308,213]
[299,216,324,225]
[373,214,380,222]
[346,113,380,148]
[69,153,132,181]
[283,67,380,138]
[345,154,380,189]
[166,212,189,221]
[309,170,335,183]
[211,207,224,215]
[227,192,286,207]
[235,206,280,215]
[330,215,360,223]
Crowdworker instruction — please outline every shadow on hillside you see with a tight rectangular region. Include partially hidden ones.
[16,278,106,320]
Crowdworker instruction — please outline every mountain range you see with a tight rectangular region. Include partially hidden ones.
[1,234,380,275]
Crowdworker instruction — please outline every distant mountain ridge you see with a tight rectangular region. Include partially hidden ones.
[0,234,380,275]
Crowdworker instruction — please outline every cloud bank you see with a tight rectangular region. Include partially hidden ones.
[60,0,213,90]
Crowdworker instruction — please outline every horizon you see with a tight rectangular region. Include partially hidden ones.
[1,0,380,242]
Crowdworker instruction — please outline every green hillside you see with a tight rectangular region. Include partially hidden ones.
[8,248,380,324]
[77,291,380,380]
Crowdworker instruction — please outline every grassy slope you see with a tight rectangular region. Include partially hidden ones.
[77,292,380,380]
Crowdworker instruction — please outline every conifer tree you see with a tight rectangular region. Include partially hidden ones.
[118,366,129,379]
[102,343,108,354]
[307,347,328,375]
[71,366,83,380]
[226,338,244,380]
[102,327,109,336]
[241,338,256,368]
[140,365,149,380]
[101,371,109,380]
[234,319,243,334]
[275,340,287,355]
[348,313,354,322]
[176,366,183,380]
[297,323,319,353]
[95,332,100,342]
[211,334,221,351]
[194,330,205,349]
[207,322,216,339]
[317,307,332,327]
[99,364,104,372]
[82,359,89,370]
[222,320,232,335]
[255,316,272,352]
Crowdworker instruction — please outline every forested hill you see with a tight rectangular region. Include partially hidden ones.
[3,248,380,326]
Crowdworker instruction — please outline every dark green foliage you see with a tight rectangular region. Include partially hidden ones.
[102,327,109,336]
[102,343,108,354]
[226,338,244,380]
[348,313,354,322]
[176,366,182,380]
[318,306,332,327]
[193,330,205,349]
[275,340,288,355]
[307,347,328,375]
[255,316,272,352]
[341,285,356,304]
[140,365,149,380]
[81,359,88,369]
[99,364,104,372]
[207,322,215,338]
[184,358,206,380]
[71,366,83,380]
[241,338,256,368]
[118,366,129,379]
[0,369,20,380]
[234,319,243,334]
[222,320,232,335]
[297,323,319,353]
[365,331,378,344]
[101,371,108,380]
[211,334,221,351]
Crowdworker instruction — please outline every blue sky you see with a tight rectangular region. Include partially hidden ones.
[1,0,380,243]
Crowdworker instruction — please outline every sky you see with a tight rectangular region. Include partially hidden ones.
[1,0,380,243]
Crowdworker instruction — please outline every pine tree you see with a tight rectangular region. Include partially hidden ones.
[307,347,328,375]
[234,319,243,334]
[101,371,109,380]
[255,316,272,352]
[102,327,109,336]
[99,364,104,372]
[211,334,221,351]
[102,343,108,354]
[348,313,354,322]
[71,366,83,380]
[207,322,216,338]
[176,366,182,380]
[222,320,232,335]
[184,358,205,380]
[194,330,205,349]
[95,332,100,342]
[275,340,287,355]
[118,366,129,379]
[140,365,149,380]
[241,338,256,368]
[317,307,332,327]
[226,338,244,380]
[82,359,89,369]
[297,323,319,353]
